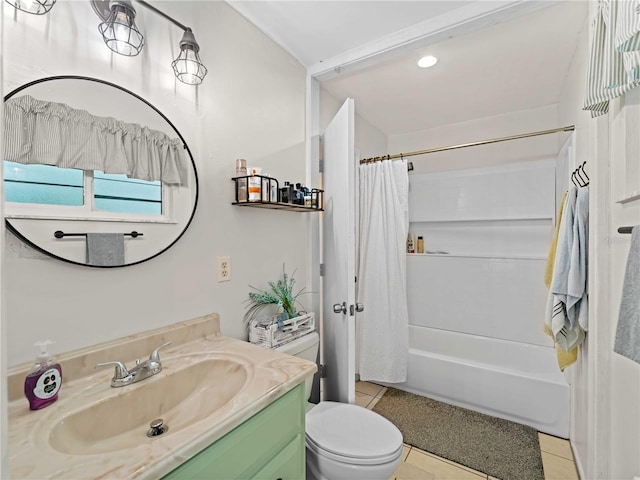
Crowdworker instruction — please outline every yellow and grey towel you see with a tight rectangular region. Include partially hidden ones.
[543,190,578,371]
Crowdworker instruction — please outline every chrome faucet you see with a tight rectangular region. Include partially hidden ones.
[95,341,171,388]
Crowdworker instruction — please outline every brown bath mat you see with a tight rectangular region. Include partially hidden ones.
[373,387,544,480]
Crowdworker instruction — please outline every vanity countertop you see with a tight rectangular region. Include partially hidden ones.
[7,314,317,479]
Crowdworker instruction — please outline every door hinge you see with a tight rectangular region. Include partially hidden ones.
[318,135,324,173]
[319,159,324,173]
[319,364,327,378]
[319,263,325,276]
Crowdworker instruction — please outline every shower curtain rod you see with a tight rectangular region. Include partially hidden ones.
[359,125,576,164]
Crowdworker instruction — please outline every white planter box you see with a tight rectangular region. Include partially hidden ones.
[249,312,315,349]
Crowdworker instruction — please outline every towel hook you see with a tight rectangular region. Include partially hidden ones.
[580,161,589,185]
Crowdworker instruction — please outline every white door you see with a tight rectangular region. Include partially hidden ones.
[321,98,356,403]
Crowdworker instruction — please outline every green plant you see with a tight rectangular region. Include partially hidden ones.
[245,265,307,324]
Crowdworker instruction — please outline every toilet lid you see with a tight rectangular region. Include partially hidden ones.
[305,401,403,460]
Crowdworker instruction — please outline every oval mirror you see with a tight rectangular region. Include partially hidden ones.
[3,76,198,267]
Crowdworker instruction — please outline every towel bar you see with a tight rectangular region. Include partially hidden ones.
[54,230,143,238]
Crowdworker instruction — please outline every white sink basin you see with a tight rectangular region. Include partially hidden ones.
[49,357,249,455]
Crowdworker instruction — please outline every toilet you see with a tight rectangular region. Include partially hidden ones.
[275,331,403,480]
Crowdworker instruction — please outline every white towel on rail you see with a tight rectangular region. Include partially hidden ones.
[551,187,576,321]
[572,187,589,331]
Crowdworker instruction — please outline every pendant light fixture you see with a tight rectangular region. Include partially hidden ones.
[171,28,207,85]
[4,0,55,15]
[91,0,207,85]
[97,0,144,57]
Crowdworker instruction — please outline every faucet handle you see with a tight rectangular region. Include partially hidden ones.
[95,361,130,380]
[149,341,171,363]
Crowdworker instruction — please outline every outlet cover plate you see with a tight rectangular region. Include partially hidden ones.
[217,256,231,282]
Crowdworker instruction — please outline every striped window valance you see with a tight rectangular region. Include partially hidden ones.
[3,95,188,185]
[584,0,640,117]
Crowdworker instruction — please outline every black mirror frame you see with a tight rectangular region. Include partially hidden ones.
[4,75,199,268]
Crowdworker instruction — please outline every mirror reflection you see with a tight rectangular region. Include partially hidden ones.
[3,76,199,267]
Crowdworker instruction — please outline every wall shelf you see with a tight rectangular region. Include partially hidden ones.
[407,253,547,260]
[410,216,553,224]
[232,176,323,212]
[231,200,323,212]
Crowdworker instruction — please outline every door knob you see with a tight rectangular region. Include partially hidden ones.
[355,303,364,312]
[333,302,347,314]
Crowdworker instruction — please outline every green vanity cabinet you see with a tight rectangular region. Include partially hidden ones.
[162,384,306,480]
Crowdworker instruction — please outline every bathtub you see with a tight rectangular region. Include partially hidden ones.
[393,325,570,438]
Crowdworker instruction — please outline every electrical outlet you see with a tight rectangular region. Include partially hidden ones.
[217,256,231,282]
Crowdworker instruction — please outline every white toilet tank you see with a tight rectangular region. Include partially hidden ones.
[275,331,319,400]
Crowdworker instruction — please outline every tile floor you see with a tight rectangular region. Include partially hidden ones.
[353,381,580,480]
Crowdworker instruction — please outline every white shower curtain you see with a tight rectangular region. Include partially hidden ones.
[357,159,409,383]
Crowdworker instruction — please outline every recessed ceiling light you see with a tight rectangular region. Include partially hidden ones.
[418,55,438,68]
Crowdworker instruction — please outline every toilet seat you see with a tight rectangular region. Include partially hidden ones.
[305,401,403,466]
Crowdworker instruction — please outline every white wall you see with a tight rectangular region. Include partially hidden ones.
[605,89,640,480]
[557,4,640,478]
[3,1,311,366]
[0,3,6,476]
[388,104,560,173]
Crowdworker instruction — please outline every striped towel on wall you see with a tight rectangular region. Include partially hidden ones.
[584,0,640,116]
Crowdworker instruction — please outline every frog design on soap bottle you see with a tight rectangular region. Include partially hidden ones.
[24,340,62,410]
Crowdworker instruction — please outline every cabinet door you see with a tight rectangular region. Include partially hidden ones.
[162,385,304,479]
[252,434,305,480]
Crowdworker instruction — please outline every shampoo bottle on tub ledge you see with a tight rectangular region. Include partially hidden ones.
[407,232,415,253]
[24,340,62,410]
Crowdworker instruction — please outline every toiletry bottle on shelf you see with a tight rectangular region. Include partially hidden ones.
[261,174,271,202]
[294,183,305,205]
[407,233,415,253]
[281,181,293,203]
[24,340,62,410]
[235,159,247,202]
[304,187,312,207]
[417,236,424,254]
[248,167,262,201]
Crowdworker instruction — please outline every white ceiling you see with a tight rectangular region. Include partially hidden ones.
[227,1,476,67]
[228,1,589,136]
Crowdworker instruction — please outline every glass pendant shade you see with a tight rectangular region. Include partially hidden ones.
[98,1,144,57]
[171,29,207,85]
[5,0,55,15]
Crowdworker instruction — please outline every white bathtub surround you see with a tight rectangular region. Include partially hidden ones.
[403,161,569,437]
[397,326,570,438]
[357,159,409,383]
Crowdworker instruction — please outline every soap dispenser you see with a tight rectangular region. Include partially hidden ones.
[24,340,62,410]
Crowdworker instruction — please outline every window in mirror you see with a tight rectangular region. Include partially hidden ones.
[94,172,162,215]
[4,162,164,216]
[4,161,84,206]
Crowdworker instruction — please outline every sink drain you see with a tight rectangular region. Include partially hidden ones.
[147,418,168,437]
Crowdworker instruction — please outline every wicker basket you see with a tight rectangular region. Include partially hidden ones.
[249,312,315,349]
